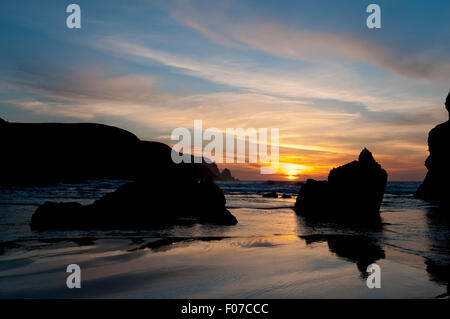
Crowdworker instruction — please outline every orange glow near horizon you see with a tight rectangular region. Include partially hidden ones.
[174,140,428,181]
[279,163,301,180]
[277,162,313,181]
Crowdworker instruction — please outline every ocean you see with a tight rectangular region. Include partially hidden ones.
[0,181,448,298]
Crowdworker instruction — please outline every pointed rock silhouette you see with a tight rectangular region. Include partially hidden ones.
[294,148,387,222]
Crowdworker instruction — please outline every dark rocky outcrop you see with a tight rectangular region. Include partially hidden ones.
[0,118,142,185]
[415,92,450,210]
[0,118,235,186]
[0,117,238,229]
[220,168,237,181]
[29,158,238,230]
[294,148,387,222]
[262,192,278,198]
[30,175,237,230]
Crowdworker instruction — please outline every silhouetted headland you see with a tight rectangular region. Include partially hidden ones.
[220,168,238,181]
[0,117,238,229]
[415,92,450,211]
[294,148,387,223]
[0,118,236,186]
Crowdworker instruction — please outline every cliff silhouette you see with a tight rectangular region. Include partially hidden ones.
[0,118,236,186]
[415,92,450,210]
[0,117,238,229]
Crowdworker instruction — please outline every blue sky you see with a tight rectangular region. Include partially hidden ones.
[1,0,450,180]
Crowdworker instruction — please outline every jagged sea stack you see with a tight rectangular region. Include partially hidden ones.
[294,148,388,222]
[415,92,450,209]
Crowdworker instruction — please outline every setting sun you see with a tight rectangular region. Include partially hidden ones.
[279,163,311,180]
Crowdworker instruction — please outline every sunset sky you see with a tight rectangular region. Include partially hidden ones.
[1,1,450,180]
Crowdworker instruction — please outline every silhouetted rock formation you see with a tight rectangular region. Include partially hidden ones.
[220,168,237,181]
[262,192,278,198]
[175,156,237,182]
[0,118,232,185]
[193,159,222,181]
[415,92,450,210]
[31,172,237,230]
[0,118,141,185]
[0,117,238,229]
[294,148,387,222]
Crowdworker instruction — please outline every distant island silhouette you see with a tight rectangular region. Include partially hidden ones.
[415,92,450,210]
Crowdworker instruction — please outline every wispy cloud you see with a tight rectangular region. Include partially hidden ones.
[168,0,450,82]
[1,62,435,180]
[97,37,447,115]
[2,0,448,180]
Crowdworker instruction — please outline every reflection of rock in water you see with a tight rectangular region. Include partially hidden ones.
[424,207,450,298]
[296,214,385,233]
[300,234,385,279]
[425,259,449,298]
[129,236,230,253]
